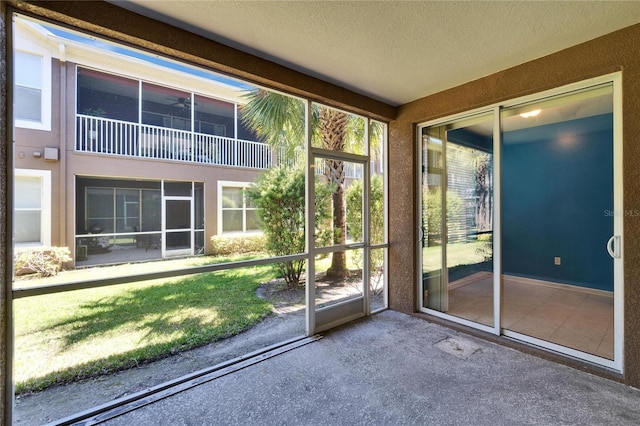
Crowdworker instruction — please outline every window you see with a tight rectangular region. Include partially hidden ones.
[85,186,161,234]
[194,95,234,137]
[13,46,51,130]
[218,182,259,234]
[14,51,41,122]
[14,169,51,246]
[142,82,192,131]
[76,67,238,137]
[77,67,139,123]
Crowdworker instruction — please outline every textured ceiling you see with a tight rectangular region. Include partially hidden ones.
[111,1,640,106]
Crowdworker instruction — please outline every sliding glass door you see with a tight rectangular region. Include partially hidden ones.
[500,83,618,361]
[420,112,495,329]
[418,76,623,370]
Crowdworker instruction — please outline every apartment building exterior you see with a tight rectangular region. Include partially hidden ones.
[14,19,289,266]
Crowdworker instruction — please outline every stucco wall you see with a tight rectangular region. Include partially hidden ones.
[65,151,264,257]
[388,23,640,387]
[14,58,63,247]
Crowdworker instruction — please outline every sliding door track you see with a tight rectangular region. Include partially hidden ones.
[50,335,322,426]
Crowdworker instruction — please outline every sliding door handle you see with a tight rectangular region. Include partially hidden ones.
[607,235,621,259]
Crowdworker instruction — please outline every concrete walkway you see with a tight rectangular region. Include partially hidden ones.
[94,310,640,425]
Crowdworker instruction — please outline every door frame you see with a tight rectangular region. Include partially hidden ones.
[416,73,624,372]
[308,147,370,333]
[162,182,194,257]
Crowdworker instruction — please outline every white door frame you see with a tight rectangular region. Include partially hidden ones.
[162,181,194,258]
[309,148,370,333]
[305,101,374,334]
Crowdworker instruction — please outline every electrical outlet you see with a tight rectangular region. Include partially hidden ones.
[554,257,561,266]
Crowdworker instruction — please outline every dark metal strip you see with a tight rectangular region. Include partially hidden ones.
[49,335,322,426]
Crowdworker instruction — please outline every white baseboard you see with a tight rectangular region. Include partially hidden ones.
[448,270,613,298]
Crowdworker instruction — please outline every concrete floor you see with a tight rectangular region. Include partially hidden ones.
[75,245,162,267]
[89,310,640,425]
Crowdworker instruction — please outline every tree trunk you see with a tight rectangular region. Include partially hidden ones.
[318,107,350,278]
[327,171,348,277]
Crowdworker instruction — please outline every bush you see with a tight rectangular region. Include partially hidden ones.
[210,234,266,256]
[247,166,332,289]
[346,175,385,294]
[476,232,493,262]
[423,187,462,244]
[14,247,72,277]
[346,175,384,244]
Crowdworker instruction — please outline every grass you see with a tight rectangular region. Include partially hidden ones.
[13,252,372,394]
[13,254,250,289]
[13,255,276,394]
[422,241,489,273]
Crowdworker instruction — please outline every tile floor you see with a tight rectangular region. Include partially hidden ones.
[447,272,614,359]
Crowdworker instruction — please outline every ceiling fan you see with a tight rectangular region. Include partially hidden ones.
[168,96,196,108]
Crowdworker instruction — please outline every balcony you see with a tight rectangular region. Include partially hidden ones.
[76,114,277,169]
[76,114,364,178]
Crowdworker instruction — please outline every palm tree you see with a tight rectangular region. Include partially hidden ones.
[241,89,381,277]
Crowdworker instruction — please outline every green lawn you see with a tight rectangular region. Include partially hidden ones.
[13,254,248,289]
[422,241,489,273]
[13,256,276,394]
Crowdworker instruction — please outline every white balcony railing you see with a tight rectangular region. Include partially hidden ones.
[76,114,363,178]
[76,115,276,170]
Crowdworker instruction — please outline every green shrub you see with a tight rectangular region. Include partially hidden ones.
[476,232,493,262]
[247,166,332,289]
[346,175,385,294]
[346,175,384,244]
[423,187,463,244]
[210,234,266,256]
[14,247,72,277]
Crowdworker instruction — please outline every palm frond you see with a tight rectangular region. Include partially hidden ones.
[241,90,385,162]
[240,90,306,157]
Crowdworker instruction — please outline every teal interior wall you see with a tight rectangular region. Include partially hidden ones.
[502,114,614,291]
